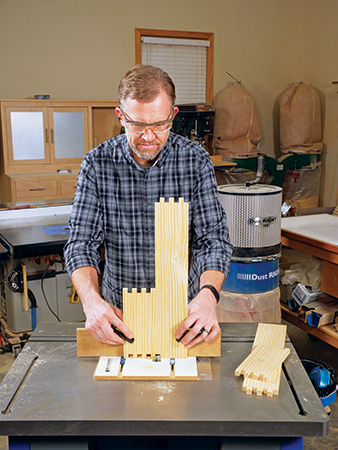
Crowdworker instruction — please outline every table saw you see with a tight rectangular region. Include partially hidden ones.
[0,205,72,259]
[0,205,85,338]
[0,322,329,449]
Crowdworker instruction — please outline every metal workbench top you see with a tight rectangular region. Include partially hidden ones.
[0,322,329,438]
[0,205,71,258]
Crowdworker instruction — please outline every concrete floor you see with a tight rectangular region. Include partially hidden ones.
[0,321,337,450]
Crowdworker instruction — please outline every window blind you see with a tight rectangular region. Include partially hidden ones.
[141,36,209,104]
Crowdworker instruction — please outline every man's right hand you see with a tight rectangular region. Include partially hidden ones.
[70,266,133,345]
[83,294,133,345]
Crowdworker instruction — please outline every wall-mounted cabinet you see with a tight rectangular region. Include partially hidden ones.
[0,99,120,203]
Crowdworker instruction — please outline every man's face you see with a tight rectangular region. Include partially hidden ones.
[116,91,178,165]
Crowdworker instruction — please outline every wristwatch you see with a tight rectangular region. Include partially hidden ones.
[199,284,220,303]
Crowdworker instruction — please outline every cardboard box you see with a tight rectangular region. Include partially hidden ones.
[292,283,325,307]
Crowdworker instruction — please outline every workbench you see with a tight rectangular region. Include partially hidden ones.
[281,214,338,348]
[0,322,329,449]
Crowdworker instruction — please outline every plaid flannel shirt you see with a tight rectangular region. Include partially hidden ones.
[64,132,232,309]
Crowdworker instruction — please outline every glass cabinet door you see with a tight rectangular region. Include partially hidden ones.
[49,108,89,163]
[6,108,50,165]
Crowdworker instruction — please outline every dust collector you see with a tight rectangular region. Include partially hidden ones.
[218,183,282,297]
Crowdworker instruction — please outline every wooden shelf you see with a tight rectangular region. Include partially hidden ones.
[281,218,338,348]
[281,233,338,265]
[281,304,338,349]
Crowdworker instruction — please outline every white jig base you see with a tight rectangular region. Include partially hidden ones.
[94,356,198,380]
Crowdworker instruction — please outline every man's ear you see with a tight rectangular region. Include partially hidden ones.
[115,107,124,125]
[173,106,179,118]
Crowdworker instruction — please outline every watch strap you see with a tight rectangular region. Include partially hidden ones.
[199,284,220,303]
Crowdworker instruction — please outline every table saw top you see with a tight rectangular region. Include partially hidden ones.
[0,322,329,438]
[0,205,71,258]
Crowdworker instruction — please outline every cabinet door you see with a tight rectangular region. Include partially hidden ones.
[5,107,50,166]
[60,177,78,198]
[48,108,89,165]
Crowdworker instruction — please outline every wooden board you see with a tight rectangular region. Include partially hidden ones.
[123,198,188,359]
[235,323,288,397]
[252,323,287,350]
[321,260,338,298]
[235,344,290,382]
[76,328,221,358]
[210,155,237,167]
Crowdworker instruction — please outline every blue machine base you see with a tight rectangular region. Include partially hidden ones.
[321,390,337,407]
[8,436,304,449]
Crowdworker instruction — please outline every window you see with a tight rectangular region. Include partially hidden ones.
[135,29,214,104]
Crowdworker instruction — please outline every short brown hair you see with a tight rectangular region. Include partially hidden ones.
[118,65,176,108]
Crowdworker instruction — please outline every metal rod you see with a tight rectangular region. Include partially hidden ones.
[225,71,241,83]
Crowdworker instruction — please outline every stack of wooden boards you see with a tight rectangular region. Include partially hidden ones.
[235,323,290,397]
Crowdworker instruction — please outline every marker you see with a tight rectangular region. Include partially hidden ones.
[176,327,204,343]
[111,325,134,344]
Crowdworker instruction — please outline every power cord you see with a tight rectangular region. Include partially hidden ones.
[41,263,61,322]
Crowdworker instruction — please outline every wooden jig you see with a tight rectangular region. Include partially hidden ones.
[77,198,221,380]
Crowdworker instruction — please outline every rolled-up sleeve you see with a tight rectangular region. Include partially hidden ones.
[64,155,104,277]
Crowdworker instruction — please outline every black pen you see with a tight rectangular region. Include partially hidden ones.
[176,327,203,343]
[111,325,135,344]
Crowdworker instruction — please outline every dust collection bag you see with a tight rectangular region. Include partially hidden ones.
[213,83,261,157]
[216,287,281,324]
[280,83,323,154]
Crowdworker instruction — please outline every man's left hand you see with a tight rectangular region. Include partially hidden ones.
[175,288,220,348]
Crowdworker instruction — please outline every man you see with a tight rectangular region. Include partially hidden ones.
[64,65,232,349]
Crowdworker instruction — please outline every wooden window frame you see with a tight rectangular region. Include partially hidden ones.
[135,28,214,104]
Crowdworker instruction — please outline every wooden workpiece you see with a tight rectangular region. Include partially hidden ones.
[235,344,290,382]
[123,198,188,359]
[235,323,288,397]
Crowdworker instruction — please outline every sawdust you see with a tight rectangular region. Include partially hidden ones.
[145,381,175,394]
